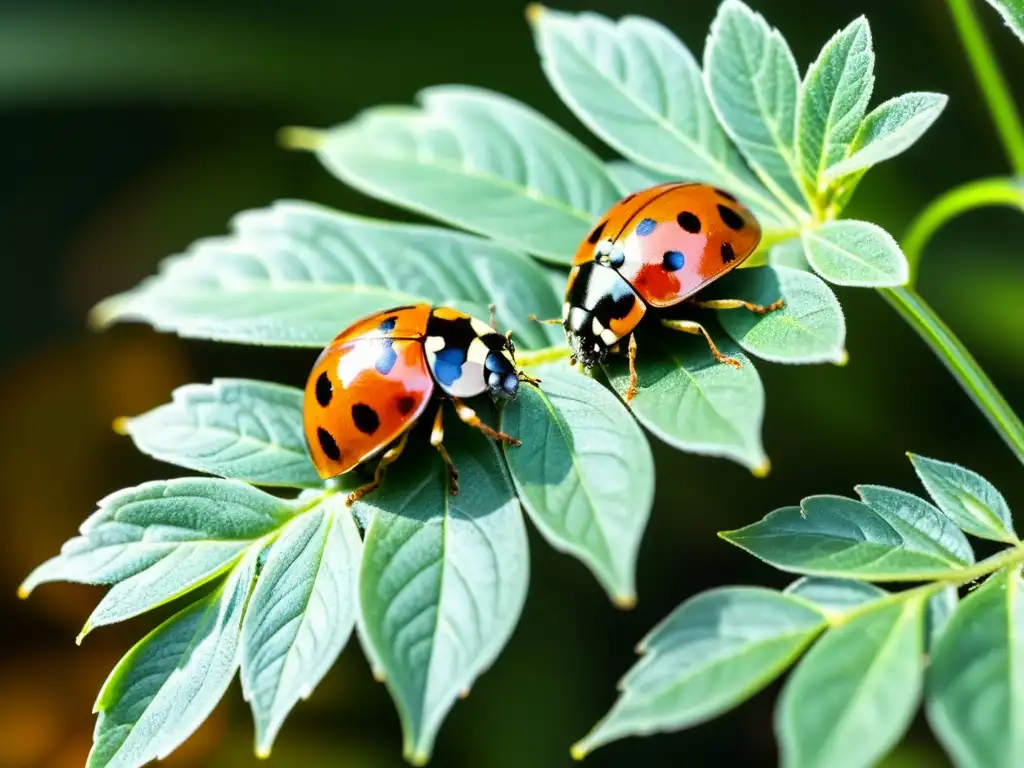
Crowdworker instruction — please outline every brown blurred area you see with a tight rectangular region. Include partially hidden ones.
[3,1,1023,766]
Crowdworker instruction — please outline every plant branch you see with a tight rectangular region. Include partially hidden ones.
[947,0,1024,174]
[880,286,1024,466]
[517,345,572,368]
[902,177,1023,284]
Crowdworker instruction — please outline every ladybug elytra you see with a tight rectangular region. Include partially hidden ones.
[303,303,537,505]
[538,182,784,402]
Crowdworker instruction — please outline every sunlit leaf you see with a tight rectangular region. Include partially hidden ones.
[704,0,808,215]
[87,546,259,768]
[824,92,948,182]
[777,596,925,768]
[768,236,812,272]
[572,587,824,757]
[796,16,874,192]
[908,452,1017,543]
[20,478,295,636]
[720,495,971,581]
[801,220,909,287]
[926,587,959,652]
[240,495,362,756]
[500,362,654,605]
[982,0,1024,45]
[605,160,675,198]
[356,418,529,764]
[529,5,789,229]
[305,85,620,265]
[927,569,1024,767]
[706,265,846,364]
[121,379,320,489]
[782,577,887,619]
[603,326,768,472]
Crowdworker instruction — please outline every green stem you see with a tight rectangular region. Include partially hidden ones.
[517,344,571,368]
[902,176,1023,285]
[880,286,1024,466]
[947,0,1024,174]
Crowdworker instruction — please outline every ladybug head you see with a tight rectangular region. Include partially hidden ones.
[565,308,610,370]
[484,333,520,401]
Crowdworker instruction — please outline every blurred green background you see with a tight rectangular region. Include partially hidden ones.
[4,0,1023,766]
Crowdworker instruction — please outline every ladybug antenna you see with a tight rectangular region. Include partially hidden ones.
[488,304,497,329]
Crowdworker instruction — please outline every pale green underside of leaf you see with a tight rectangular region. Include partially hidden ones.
[530,6,789,230]
[704,0,808,215]
[123,379,321,489]
[355,417,529,764]
[796,16,874,192]
[927,569,1024,768]
[782,576,887,618]
[500,362,654,605]
[603,326,767,471]
[91,199,562,349]
[20,478,294,606]
[801,220,909,287]
[574,587,824,755]
[87,546,259,768]
[909,452,1018,543]
[768,236,812,272]
[311,85,621,265]
[824,92,948,182]
[982,0,1024,45]
[777,597,925,768]
[706,264,846,364]
[721,495,970,581]
[240,495,362,756]
[605,161,675,198]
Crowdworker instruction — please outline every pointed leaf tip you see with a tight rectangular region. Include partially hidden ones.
[613,593,637,610]
[277,126,324,151]
[525,3,544,23]
[571,743,588,761]
[111,417,129,435]
[752,459,771,478]
[16,582,30,599]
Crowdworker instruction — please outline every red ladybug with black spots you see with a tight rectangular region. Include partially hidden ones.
[538,182,784,402]
[302,303,538,505]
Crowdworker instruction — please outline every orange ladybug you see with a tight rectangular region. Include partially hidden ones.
[539,182,783,402]
[303,303,537,505]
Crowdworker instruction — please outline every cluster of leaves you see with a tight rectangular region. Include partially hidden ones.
[578,452,1024,768]
[21,1,953,766]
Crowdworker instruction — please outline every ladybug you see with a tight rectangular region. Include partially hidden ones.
[537,182,784,402]
[303,303,537,505]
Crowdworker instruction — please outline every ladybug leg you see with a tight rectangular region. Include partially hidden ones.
[345,429,412,507]
[691,298,785,315]
[451,397,522,447]
[625,333,639,403]
[489,303,497,329]
[527,313,563,325]
[430,405,460,496]
[661,319,742,370]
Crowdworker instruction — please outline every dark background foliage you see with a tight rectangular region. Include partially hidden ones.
[4,0,1023,766]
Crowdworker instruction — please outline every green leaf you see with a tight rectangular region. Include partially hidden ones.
[605,160,675,198]
[92,200,561,349]
[121,379,321,489]
[926,586,959,651]
[572,587,824,757]
[20,478,295,636]
[854,484,975,565]
[87,545,259,768]
[769,236,812,272]
[783,576,887,618]
[706,265,847,364]
[529,6,789,229]
[305,85,621,265]
[909,452,1018,543]
[500,362,654,606]
[796,16,875,193]
[356,417,529,764]
[802,220,909,287]
[776,596,925,768]
[824,92,949,182]
[982,0,1024,45]
[927,569,1024,768]
[603,326,768,472]
[704,0,808,215]
[240,494,362,757]
[721,495,971,581]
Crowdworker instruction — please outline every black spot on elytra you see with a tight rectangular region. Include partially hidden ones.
[315,371,332,407]
[718,204,745,231]
[676,211,701,234]
[587,220,607,244]
[317,427,341,461]
[662,250,685,271]
[375,339,398,375]
[396,395,416,415]
[715,187,738,202]
[352,403,380,435]
[721,242,736,263]
[378,315,398,332]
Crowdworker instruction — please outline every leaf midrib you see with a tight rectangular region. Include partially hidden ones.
[802,229,889,278]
